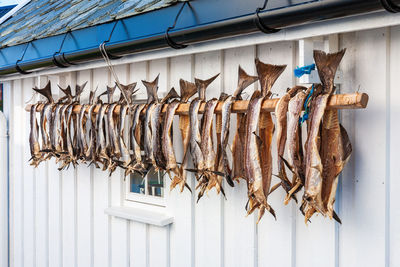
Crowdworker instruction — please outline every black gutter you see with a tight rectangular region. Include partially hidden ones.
[0,0,389,76]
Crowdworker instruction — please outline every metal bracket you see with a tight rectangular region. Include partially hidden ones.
[100,20,122,60]
[297,35,342,84]
[52,31,74,68]
[254,0,280,34]
[381,0,400,13]
[15,42,32,75]
[165,1,189,49]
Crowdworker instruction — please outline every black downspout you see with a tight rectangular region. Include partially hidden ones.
[0,0,389,76]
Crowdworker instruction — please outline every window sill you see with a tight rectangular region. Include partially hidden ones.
[104,206,173,227]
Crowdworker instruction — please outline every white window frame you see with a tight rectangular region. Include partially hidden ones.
[125,170,166,207]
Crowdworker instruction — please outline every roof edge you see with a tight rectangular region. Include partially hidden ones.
[0,0,30,25]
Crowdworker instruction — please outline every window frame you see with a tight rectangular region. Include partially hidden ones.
[125,170,166,207]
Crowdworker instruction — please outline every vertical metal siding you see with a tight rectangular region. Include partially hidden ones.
[3,26,398,267]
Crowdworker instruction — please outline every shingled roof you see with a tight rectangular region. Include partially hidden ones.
[0,0,183,48]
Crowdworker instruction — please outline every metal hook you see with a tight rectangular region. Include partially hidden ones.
[15,42,32,74]
[100,20,122,60]
[381,0,400,13]
[165,2,189,49]
[254,0,280,34]
[52,31,73,68]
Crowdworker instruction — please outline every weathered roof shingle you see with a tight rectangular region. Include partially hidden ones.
[0,0,182,48]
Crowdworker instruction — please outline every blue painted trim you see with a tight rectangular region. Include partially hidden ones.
[0,0,313,68]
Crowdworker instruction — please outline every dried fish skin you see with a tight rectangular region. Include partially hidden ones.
[107,103,121,160]
[200,98,219,193]
[151,103,165,169]
[162,100,186,191]
[215,94,234,187]
[189,98,204,175]
[118,104,131,170]
[143,102,157,165]
[126,104,146,176]
[176,79,198,192]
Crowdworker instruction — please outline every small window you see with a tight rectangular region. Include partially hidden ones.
[126,167,166,207]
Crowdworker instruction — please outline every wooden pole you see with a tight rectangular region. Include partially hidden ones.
[25,92,369,115]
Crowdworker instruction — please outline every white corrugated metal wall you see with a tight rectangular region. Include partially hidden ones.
[2,26,399,267]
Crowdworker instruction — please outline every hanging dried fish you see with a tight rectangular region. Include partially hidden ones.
[29,104,41,167]
[302,49,346,223]
[215,93,233,187]
[244,90,275,222]
[142,75,160,170]
[282,87,309,204]
[275,85,306,203]
[171,79,197,192]
[255,59,288,203]
[232,66,258,182]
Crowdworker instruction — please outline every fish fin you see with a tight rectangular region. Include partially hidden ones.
[256,207,265,224]
[269,182,281,195]
[233,65,258,99]
[313,49,346,94]
[266,204,276,221]
[195,73,220,100]
[332,210,342,224]
[210,170,225,177]
[179,79,197,102]
[252,132,263,147]
[255,58,286,97]
[225,173,234,187]
[280,156,294,173]
[340,123,352,162]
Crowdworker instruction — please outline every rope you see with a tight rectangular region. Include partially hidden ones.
[99,42,123,91]
[299,84,314,124]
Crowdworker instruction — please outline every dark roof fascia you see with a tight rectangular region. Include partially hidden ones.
[0,0,386,76]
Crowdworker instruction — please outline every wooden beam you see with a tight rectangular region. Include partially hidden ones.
[25,92,369,115]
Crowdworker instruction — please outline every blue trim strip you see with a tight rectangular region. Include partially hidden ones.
[0,0,314,68]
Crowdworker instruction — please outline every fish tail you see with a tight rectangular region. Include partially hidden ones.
[179,79,197,102]
[195,73,219,100]
[233,66,258,99]
[142,74,160,104]
[255,58,286,96]
[256,207,265,224]
[332,210,342,224]
[162,87,180,103]
[313,49,346,94]
[33,81,54,103]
